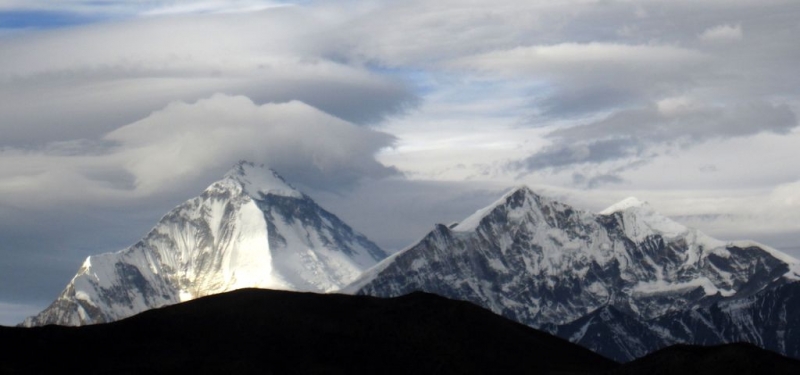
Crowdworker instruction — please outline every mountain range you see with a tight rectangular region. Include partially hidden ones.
[19,161,800,363]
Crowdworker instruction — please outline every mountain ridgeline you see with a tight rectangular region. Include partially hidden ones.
[20,161,800,365]
[349,187,800,361]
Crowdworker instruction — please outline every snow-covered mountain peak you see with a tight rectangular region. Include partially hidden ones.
[353,185,800,331]
[600,197,695,244]
[23,161,388,326]
[224,161,302,199]
[452,185,546,232]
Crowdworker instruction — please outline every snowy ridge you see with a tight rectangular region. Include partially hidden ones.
[452,186,529,232]
[352,186,798,360]
[727,240,799,265]
[600,197,719,246]
[23,162,388,326]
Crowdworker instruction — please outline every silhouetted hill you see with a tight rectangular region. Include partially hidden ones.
[0,289,615,374]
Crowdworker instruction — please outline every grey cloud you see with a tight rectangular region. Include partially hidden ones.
[572,173,625,189]
[0,8,417,146]
[552,102,797,143]
[539,87,641,118]
[398,0,800,121]
[0,196,181,312]
[699,165,718,173]
[240,76,418,126]
[0,302,42,326]
[514,138,643,171]
[512,101,797,177]
[306,178,510,251]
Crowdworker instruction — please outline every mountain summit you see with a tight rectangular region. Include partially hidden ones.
[348,186,799,360]
[23,161,388,326]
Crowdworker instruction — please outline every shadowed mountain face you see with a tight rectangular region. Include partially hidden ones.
[556,281,800,362]
[608,343,800,375]
[1,289,617,374]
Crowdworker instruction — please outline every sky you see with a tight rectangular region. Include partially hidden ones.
[1,0,799,325]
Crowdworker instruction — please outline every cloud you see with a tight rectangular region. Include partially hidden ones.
[699,24,743,42]
[553,101,797,142]
[106,94,398,192]
[0,7,415,145]
[0,301,42,326]
[306,178,510,251]
[572,173,624,189]
[0,94,398,207]
[2,0,800,318]
[514,138,641,171]
[451,42,710,120]
[457,43,706,75]
[512,101,797,179]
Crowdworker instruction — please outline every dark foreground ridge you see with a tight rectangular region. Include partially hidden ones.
[0,289,614,374]
[2,289,799,375]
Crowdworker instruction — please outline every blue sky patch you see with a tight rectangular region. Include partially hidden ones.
[0,10,103,29]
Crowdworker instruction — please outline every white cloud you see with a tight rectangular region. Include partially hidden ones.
[699,24,743,42]
[456,43,705,75]
[106,94,397,192]
[0,94,397,206]
[656,96,699,116]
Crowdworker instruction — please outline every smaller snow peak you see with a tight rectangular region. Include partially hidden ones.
[600,197,651,215]
[600,196,693,243]
[452,185,544,232]
[224,161,303,199]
